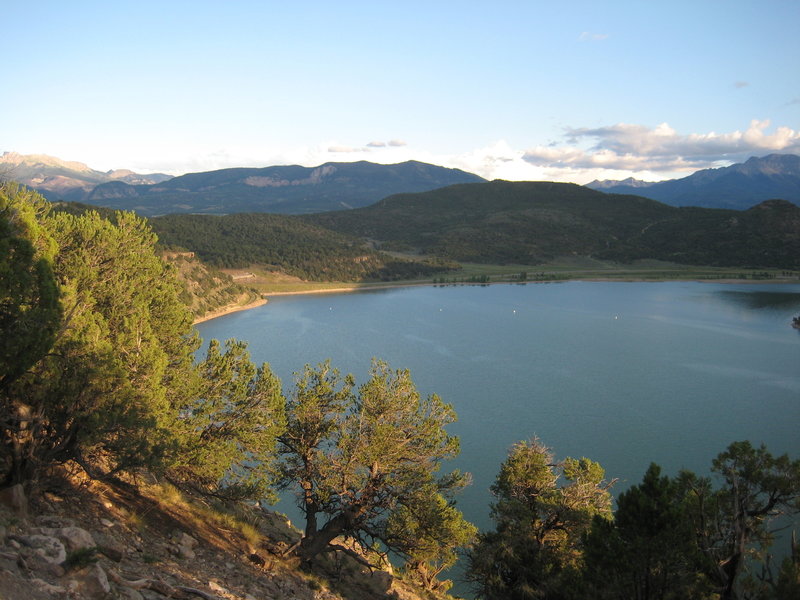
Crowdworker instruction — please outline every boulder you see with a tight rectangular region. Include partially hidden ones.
[34,526,96,553]
[68,563,111,599]
[57,526,96,553]
[13,534,66,565]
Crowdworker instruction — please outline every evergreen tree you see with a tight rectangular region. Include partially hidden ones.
[171,339,286,501]
[681,441,800,600]
[0,184,61,392]
[581,463,711,599]
[279,360,467,571]
[385,482,477,591]
[468,438,613,600]
[0,185,199,485]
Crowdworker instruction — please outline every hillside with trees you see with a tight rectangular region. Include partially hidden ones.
[2,182,799,600]
[151,212,456,281]
[0,181,475,598]
[84,160,486,216]
[305,181,800,269]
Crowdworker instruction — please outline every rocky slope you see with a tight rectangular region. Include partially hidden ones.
[0,466,438,600]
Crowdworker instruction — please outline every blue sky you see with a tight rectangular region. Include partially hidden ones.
[3,0,799,182]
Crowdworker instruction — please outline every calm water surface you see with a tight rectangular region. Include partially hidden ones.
[197,281,800,582]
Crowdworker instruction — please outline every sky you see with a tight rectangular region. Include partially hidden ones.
[3,0,799,183]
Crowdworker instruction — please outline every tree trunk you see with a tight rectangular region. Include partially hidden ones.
[299,509,363,564]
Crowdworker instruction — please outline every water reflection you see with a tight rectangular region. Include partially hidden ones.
[715,290,800,311]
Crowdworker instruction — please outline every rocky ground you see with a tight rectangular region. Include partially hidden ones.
[0,464,438,600]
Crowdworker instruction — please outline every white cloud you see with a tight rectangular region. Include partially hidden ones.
[579,31,609,42]
[524,120,800,176]
[39,120,800,186]
[328,145,363,153]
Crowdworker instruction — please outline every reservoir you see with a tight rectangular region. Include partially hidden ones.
[196,281,800,587]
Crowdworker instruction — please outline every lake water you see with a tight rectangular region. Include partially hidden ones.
[196,281,800,589]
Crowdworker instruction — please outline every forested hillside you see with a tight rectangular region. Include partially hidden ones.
[84,160,485,215]
[50,201,264,320]
[306,181,800,269]
[0,182,473,597]
[151,212,456,281]
[2,182,799,599]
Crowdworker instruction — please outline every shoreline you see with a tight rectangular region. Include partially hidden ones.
[193,277,799,325]
[192,297,269,325]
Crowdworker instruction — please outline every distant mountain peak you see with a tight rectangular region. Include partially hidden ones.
[0,151,173,200]
[588,177,654,189]
[587,153,800,210]
[85,159,486,215]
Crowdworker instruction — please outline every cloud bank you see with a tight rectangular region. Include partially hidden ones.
[522,120,800,176]
[83,121,800,186]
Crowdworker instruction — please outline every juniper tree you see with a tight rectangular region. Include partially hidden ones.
[171,339,286,501]
[468,438,613,600]
[0,187,199,484]
[279,360,468,569]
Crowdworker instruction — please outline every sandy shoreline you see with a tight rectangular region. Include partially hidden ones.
[193,297,269,325]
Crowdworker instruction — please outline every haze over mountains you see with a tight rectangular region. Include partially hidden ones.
[0,152,485,215]
[587,154,800,210]
[4,151,799,215]
[0,151,171,201]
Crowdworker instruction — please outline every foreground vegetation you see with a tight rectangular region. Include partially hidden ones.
[0,183,473,593]
[2,182,799,599]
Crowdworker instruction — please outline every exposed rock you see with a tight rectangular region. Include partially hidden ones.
[12,534,67,565]
[93,532,125,562]
[117,587,145,600]
[35,515,75,528]
[208,579,229,594]
[34,525,95,553]
[31,577,67,596]
[0,568,57,600]
[68,563,111,598]
[17,548,66,579]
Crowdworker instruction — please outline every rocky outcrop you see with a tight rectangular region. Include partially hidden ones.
[0,467,436,600]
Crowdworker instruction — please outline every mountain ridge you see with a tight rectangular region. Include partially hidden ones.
[304,180,800,269]
[0,151,172,201]
[587,153,800,209]
[86,160,487,215]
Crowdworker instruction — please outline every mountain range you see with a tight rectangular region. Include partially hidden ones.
[1,152,484,215]
[587,154,800,209]
[0,152,172,201]
[4,151,799,215]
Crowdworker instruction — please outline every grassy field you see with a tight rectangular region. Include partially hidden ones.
[225,258,799,297]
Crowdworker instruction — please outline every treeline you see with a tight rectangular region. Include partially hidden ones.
[305,182,800,269]
[468,438,800,600]
[50,201,261,320]
[2,183,799,598]
[165,253,260,320]
[150,212,455,281]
